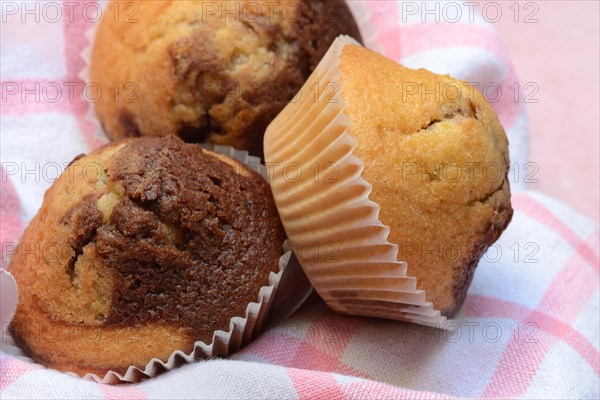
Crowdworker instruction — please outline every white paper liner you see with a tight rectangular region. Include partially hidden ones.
[346,0,383,53]
[1,145,311,384]
[0,269,18,327]
[264,36,449,329]
[78,0,109,147]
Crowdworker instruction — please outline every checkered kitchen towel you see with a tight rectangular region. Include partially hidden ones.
[1,1,598,398]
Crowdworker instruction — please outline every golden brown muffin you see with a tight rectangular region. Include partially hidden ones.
[9,136,285,377]
[264,38,512,319]
[91,0,362,157]
[339,45,512,316]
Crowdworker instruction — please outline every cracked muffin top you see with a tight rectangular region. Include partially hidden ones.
[339,45,513,315]
[90,0,362,157]
[9,135,286,374]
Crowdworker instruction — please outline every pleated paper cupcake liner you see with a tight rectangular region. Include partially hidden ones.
[78,0,110,148]
[346,0,383,53]
[264,35,448,328]
[0,269,18,327]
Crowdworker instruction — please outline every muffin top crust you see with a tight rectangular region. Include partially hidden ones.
[339,45,512,315]
[91,0,362,156]
[15,136,285,338]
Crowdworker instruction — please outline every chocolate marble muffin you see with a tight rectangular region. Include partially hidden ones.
[90,0,362,156]
[9,136,285,376]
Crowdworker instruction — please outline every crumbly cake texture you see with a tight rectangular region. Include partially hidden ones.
[91,0,362,156]
[339,45,513,315]
[9,136,285,376]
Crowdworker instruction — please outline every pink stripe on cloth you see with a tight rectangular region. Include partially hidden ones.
[536,232,600,320]
[467,231,600,397]
[287,313,367,378]
[98,383,147,400]
[0,356,41,389]
[290,340,367,379]
[240,330,302,365]
[368,1,402,61]
[287,367,457,400]
[242,305,365,375]
[238,297,327,364]
[287,368,345,400]
[240,306,371,380]
[526,309,600,376]
[341,380,456,400]
[484,329,555,399]
[513,193,600,270]
[302,313,363,357]
[0,79,73,116]
[467,295,600,378]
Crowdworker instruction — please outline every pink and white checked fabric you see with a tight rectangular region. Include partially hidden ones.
[1,1,598,398]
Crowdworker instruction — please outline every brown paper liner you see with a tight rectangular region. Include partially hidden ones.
[264,36,448,328]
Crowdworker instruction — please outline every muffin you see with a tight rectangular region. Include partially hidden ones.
[91,0,362,157]
[9,136,286,377]
[264,37,512,322]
